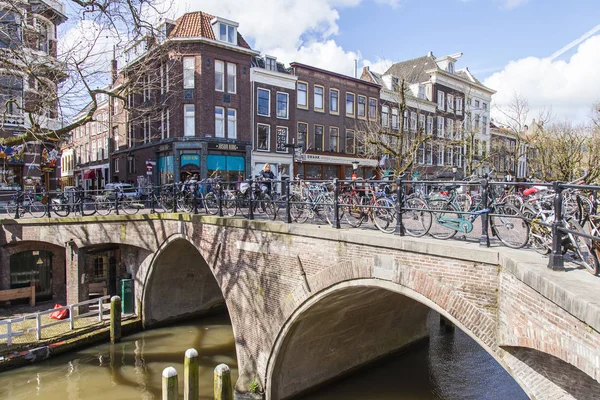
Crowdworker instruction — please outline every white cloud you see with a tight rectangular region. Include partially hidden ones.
[497,0,530,9]
[484,35,600,124]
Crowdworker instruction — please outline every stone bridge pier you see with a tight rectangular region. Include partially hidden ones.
[1,215,600,399]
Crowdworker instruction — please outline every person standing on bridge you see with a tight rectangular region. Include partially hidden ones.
[259,163,275,194]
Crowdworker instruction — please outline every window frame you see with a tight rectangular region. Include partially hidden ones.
[345,129,355,154]
[381,105,389,128]
[345,92,355,117]
[227,108,237,139]
[313,85,324,112]
[391,108,399,130]
[227,63,236,94]
[329,88,339,115]
[437,116,444,137]
[329,126,339,152]
[257,88,271,117]
[297,81,308,109]
[447,93,454,112]
[183,104,195,137]
[276,91,289,119]
[456,97,463,115]
[275,126,289,153]
[297,121,308,151]
[368,97,377,120]
[314,124,324,151]
[215,106,225,138]
[215,60,225,92]
[437,90,445,111]
[256,123,270,152]
[357,95,367,119]
[410,112,417,131]
[183,56,195,89]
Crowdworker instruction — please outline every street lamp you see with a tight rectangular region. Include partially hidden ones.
[283,143,302,179]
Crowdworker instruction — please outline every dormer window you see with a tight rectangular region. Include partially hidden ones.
[448,62,454,74]
[265,56,277,72]
[211,17,239,45]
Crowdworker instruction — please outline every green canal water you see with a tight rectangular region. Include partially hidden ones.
[0,313,527,399]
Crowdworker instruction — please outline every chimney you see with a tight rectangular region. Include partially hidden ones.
[354,59,358,79]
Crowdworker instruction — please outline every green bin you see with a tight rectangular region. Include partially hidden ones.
[121,279,134,314]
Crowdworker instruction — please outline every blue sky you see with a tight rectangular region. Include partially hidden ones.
[334,0,600,80]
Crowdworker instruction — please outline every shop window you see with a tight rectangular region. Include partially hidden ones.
[305,164,322,179]
[324,165,338,179]
[207,155,245,182]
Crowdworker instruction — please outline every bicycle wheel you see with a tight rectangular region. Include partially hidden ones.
[373,197,395,234]
[80,198,98,216]
[490,205,529,249]
[259,194,276,220]
[204,192,219,215]
[27,202,47,218]
[342,194,364,228]
[95,198,112,216]
[223,193,237,217]
[427,199,459,240]
[120,198,141,215]
[455,193,472,212]
[290,195,309,223]
[521,206,551,254]
[403,197,432,238]
[567,218,599,275]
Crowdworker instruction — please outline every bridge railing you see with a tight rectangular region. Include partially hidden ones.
[0,295,111,348]
[3,177,600,275]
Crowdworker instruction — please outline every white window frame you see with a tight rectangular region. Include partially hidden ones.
[215,60,224,92]
[391,108,398,130]
[437,90,445,110]
[426,116,433,134]
[227,108,237,139]
[227,63,236,94]
[330,88,339,114]
[447,118,454,138]
[456,97,463,115]
[419,114,426,132]
[314,85,324,112]
[276,91,289,119]
[403,110,409,131]
[184,104,195,137]
[369,97,377,120]
[215,106,225,138]
[382,105,389,128]
[114,158,119,173]
[447,93,454,112]
[297,81,308,108]
[437,116,444,137]
[346,92,355,117]
[275,126,289,153]
[183,57,195,89]
[357,95,367,119]
[256,123,270,151]
[410,112,417,131]
[257,88,270,117]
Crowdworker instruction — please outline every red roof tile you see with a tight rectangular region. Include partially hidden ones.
[169,12,252,50]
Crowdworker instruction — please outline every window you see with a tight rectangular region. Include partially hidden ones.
[329,127,339,152]
[392,77,399,92]
[0,10,22,49]
[346,93,355,116]
[447,94,454,112]
[369,98,377,119]
[345,130,355,154]
[448,62,454,74]
[227,63,236,94]
[183,57,195,89]
[256,124,270,151]
[215,107,225,138]
[93,256,107,279]
[474,99,480,108]
[357,95,366,118]
[426,141,433,165]
[418,85,426,99]
[391,108,398,130]
[275,92,289,119]
[437,116,444,137]
[216,22,237,44]
[426,116,433,135]
[298,122,307,151]
[419,114,426,132]
[91,141,97,162]
[447,118,454,138]
[114,158,119,173]
[403,111,409,131]
[437,144,444,166]
[483,102,488,111]
[465,116,470,132]
[474,115,481,130]
[257,88,270,116]
[445,146,453,166]
[330,89,339,114]
[227,109,237,139]
[482,116,488,134]
[456,98,463,114]
[266,56,277,71]
[381,106,389,128]
[454,147,462,168]
[314,125,324,151]
[437,90,445,110]
[276,127,288,152]
[314,85,324,111]
[215,60,224,91]
[184,104,195,136]
[410,112,417,131]
[417,143,425,164]
[482,140,488,158]
[297,82,308,108]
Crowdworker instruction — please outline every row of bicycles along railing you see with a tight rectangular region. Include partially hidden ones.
[2,175,599,276]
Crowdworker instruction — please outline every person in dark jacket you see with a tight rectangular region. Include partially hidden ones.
[259,163,275,193]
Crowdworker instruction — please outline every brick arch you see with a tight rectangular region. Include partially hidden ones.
[140,233,227,327]
[265,269,516,400]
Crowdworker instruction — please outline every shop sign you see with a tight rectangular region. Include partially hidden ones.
[208,142,242,152]
[158,144,171,152]
[300,153,378,167]
[180,154,200,166]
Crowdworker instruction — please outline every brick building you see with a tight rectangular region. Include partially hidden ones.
[289,62,380,180]
[361,52,495,179]
[0,0,67,190]
[250,55,297,179]
[110,12,260,186]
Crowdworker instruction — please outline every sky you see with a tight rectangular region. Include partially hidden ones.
[62,0,600,124]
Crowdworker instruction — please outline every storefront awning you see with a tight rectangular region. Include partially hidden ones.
[84,170,96,180]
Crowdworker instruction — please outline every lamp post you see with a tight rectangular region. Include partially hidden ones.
[283,143,302,179]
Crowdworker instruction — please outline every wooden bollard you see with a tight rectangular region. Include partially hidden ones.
[184,348,199,400]
[110,296,121,343]
[214,363,233,400]
[162,366,178,400]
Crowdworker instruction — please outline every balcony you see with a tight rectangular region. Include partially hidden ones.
[1,114,25,127]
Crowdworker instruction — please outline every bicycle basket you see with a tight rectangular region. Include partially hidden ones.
[240,182,250,194]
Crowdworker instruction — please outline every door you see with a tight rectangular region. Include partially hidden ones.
[10,250,53,301]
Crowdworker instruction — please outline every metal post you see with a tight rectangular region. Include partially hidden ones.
[193,183,198,215]
[150,185,156,214]
[395,177,405,236]
[45,190,51,218]
[69,305,74,330]
[478,177,490,247]
[14,191,20,219]
[6,321,11,347]
[184,348,199,400]
[172,184,178,213]
[218,183,224,217]
[110,296,122,343]
[114,190,119,215]
[36,312,41,340]
[333,178,341,229]
[549,181,565,271]
[248,179,254,220]
[285,179,292,224]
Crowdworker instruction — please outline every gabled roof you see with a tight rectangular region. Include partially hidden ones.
[168,12,252,50]
[384,54,439,84]
[456,68,482,85]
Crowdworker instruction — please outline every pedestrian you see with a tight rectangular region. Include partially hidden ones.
[259,163,275,193]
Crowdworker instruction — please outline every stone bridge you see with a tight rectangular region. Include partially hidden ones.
[1,214,600,399]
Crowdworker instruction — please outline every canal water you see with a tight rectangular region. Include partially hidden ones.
[0,312,527,400]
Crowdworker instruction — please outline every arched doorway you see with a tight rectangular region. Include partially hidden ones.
[142,237,225,327]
